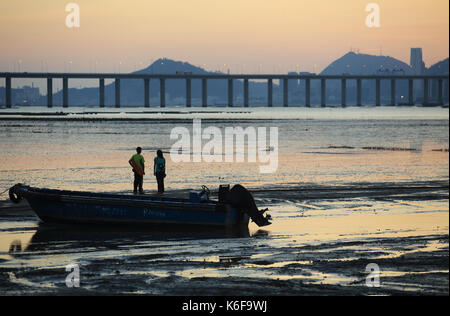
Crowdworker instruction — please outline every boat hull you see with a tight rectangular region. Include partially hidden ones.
[13,185,249,228]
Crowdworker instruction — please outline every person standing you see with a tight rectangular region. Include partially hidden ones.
[129,147,145,194]
[154,150,166,194]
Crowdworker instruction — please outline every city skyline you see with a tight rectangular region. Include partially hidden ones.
[0,0,448,74]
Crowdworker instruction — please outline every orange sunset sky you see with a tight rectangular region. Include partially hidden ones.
[0,0,448,74]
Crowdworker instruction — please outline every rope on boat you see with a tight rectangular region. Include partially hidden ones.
[1,183,26,196]
[1,184,25,203]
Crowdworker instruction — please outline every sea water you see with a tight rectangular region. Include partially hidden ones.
[0,106,448,192]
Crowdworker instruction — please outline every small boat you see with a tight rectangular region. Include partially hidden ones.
[9,183,271,228]
[8,183,257,228]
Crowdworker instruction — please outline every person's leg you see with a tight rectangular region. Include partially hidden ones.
[156,173,165,193]
[133,172,138,194]
[138,174,144,193]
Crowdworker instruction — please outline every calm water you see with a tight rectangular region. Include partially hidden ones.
[0,108,448,192]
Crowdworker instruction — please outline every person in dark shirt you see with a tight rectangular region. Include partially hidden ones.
[154,150,166,194]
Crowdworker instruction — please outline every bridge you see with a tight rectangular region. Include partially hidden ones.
[1,72,448,108]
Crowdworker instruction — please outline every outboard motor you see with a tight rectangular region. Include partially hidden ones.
[224,184,271,227]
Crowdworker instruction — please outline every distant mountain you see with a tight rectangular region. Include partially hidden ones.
[426,58,449,75]
[53,58,271,106]
[313,52,449,105]
[320,52,449,76]
[320,52,413,75]
[134,58,209,75]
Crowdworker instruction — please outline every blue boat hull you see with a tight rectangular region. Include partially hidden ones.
[12,185,250,228]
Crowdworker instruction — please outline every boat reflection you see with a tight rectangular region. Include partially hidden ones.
[25,222,252,252]
[0,232,34,259]
[9,240,23,252]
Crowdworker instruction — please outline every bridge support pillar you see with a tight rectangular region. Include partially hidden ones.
[390,79,396,106]
[114,78,120,108]
[186,78,191,107]
[244,79,249,107]
[438,79,443,106]
[283,78,288,107]
[376,78,381,106]
[267,79,273,107]
[357,78,362,106]
[99,78,104,108]
[5,76,11,108]
[408,79,414,106]
[144,78,150,107]
[341,78,346,107]
[202,78,207,107]
[63,77,69,108]
[160,78,165,107]
[228,78,233,107]
[47,78,53,108]
[305,78,311,107]
[423,78,428,105]
[321,79,326,107]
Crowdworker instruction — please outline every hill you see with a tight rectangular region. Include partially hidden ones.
[320,52,413,75]
[426,58,449,75]
[54,58,270,106]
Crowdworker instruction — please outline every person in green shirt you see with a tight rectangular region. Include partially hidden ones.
[129,147,145,194]
[154,150,166,194]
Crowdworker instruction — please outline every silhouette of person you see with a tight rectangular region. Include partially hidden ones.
[129,147,145,194]
[154,150,166,194]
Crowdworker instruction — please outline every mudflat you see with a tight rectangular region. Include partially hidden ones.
[0,182,448,296]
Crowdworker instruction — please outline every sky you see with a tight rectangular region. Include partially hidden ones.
[0,0,448,77]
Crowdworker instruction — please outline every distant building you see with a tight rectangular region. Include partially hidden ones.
[0,85,41,106]
[410,48,425,75]
[13,85,41,105]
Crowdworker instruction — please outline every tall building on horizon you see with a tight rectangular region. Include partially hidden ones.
[410,48,426,75]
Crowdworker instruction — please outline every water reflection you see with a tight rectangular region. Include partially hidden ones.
[251,229,271,238]
[9,240,22,252]
[25,222,252,253]
[0,231,34,259]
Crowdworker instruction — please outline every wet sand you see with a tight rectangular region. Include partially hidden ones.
[0,182,448,296]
